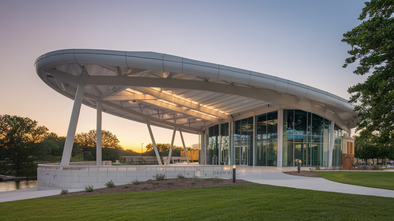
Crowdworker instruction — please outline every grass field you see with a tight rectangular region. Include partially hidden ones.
[316,171,394,190]
[1,184,394,220]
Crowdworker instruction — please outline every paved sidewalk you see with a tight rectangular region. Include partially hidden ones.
[238,167,394,198]
[0,187,83,203]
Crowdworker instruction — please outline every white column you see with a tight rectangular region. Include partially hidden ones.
[60,84,85,166]
[230,119,234,166]
[252,114,256,166]
[329,121,335,168]
[147,122,163,165]
[179,129,190,164]
[167,128,177,164]
[96,100,102,166]
[277,109,283,167]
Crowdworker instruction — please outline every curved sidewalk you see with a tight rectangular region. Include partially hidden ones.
[238,167,394,198]
[0,187,83,203]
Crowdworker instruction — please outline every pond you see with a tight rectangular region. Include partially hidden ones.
[0,180,37,192]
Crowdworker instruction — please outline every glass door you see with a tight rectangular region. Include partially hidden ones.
[235,146,248,166]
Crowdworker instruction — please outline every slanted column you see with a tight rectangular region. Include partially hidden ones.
[179,129,190,164]
[61,84,85,166]
[167,128,177,164]
[147,122,163,165]
[96,100,102,166]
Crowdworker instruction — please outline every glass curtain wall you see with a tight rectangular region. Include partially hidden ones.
[256,112,278,166]
[220,123,230,165]
[207,125,219,165]
[283,110,330,167]
[206,123,230,165]
[234,117,253,166]
[332,125,348,167]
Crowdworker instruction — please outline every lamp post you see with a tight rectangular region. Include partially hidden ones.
[232,165,236,183]
[141,143,144,156]
[297,159,302,173]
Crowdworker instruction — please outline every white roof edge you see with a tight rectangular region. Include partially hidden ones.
[36,49,355,127]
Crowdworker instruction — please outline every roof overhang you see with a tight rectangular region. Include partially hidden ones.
[35,49,357,133]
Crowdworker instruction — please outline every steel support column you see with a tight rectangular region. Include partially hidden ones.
[147,122,163,165]
[277,109,283,167]
[96,100,102,166]
[179,129,190,164]
[329,121,335,168]
[253,113,256,166]
[167,128,177,164]
[60,84,85,166]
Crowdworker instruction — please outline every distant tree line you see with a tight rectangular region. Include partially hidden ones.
[143,143,191,157]
[0,114,137,177]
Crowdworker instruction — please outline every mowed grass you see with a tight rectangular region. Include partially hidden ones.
[316,171,394,190]
[1,184,394,221]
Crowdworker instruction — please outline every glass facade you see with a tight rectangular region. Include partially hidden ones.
[234,117,253,166]
[256,112,278,166]
[220,123,230,165]
[206,123,230,165]
[203,109,347,167]
[282,110,330,167]
[332,124,348,167]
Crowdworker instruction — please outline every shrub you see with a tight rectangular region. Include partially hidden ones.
[372,164,381,170]
[177,173,185,179]
[209,177,222,183]
[166,182,174,185]
[153,181,160,185]
[190,178,197,185]
[132,179,140,185]
[85,185,94,192]
[105,180,115,188]
[60,189,69,195]
[154,173,166,181]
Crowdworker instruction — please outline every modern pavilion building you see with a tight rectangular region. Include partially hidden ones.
[36,49,356,170]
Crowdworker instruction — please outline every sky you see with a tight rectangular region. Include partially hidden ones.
[0,0,366,152]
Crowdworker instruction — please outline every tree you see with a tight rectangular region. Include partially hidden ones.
[144,143,186,156]
[342,0,393,149]
[34,133,65,161]
[0,115,48,176]
[354,132,379,165]
[74,130,122,161]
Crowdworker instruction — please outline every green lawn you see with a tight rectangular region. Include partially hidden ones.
[1,184,394,220]
[316,171,394,190]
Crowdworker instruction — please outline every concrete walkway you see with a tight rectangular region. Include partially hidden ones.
[0,187,83,203]
[238,167,394,198]
[1,167,394,203]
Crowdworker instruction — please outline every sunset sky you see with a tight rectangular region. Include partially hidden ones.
[0,0,366,152]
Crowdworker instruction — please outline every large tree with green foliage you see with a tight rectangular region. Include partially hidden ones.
[74,130,122,161]
[342,0,393,149]
[0,115,48,176]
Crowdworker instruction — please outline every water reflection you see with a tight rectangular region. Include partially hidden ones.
[0,180,37,192]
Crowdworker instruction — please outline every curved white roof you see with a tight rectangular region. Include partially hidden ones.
[35,49,356,133]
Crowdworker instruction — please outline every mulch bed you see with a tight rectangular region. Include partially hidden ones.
[57,178,254,197]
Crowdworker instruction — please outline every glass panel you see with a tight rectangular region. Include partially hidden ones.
[220,123,229,165]
[312,114,324,135]
[207,125,219,165]
[255,111,277,166]
[294,110,307,135]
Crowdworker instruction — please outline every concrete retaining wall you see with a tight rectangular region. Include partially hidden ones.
[37,164,232,190]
